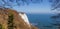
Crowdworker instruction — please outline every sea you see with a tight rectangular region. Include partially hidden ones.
[27,13,58,29]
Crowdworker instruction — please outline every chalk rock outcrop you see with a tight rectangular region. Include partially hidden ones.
[0,8,38,29]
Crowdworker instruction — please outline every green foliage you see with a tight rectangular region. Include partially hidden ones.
[0,24,2,29]
[8,14,14,29]
[0,24,5,29]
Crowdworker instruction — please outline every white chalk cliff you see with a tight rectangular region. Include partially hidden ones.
[0,8,38,29]
[19,12,30,27]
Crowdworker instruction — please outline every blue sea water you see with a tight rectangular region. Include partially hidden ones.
[27,13,56,29]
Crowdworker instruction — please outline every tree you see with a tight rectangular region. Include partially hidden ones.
[49,0,60,10]
[51,14,60,29]
[0,0,43,8]
[49,0,60,29]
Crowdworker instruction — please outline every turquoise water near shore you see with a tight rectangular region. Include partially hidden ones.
[27,13,57,29]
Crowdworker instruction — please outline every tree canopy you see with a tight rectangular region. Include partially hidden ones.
[49,0,60,10]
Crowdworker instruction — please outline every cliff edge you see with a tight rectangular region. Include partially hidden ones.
[0,8,38,29]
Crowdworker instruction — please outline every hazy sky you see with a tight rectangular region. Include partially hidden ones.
[0,0,55,14]
[13,0,53,14]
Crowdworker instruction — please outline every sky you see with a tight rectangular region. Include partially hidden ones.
[13,0,54,14]
[0,0,55,14]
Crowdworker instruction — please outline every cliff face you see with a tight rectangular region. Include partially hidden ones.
[0,8,38,29]
[19,12,31,27]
